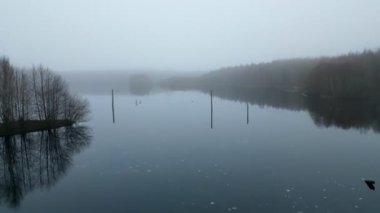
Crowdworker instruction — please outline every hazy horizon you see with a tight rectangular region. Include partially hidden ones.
[1,0,380,72]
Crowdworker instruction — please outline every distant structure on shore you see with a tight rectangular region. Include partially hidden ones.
[128,74,154,95]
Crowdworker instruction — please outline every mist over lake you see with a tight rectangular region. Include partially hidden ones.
[1,90,380,212]
[2,0,380,212]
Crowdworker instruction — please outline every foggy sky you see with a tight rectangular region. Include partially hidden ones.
[1,0,379,72]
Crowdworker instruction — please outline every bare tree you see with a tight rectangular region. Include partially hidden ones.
[64,95,90,122]
[0,57,16,124]
[1,58,89,126]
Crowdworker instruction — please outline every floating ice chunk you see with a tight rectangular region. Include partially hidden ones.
[358,197,363,201]
[146,169,151,173]
[231,206,238,210]
[286,189,291,193]
[354,205,359,209]
[210,201,215,205]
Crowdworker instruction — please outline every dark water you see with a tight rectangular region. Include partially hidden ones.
[1,91,380,212]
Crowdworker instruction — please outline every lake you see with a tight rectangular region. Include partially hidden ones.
[1,90,380,212]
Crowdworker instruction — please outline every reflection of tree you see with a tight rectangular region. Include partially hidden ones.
[198,86,306,112]
[0,126,91,208]
[193,86,380,133]
[306,99,380,133]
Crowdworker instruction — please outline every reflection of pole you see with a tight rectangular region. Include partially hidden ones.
[246,103,249,124]
[210,90,213,129]
[112,89,115,123]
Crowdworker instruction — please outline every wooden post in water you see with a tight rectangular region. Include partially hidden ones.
[210,90,213,129]
[246,103,249,124]
[112,89,115,123]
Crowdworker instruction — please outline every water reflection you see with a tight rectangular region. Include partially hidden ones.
[0,126,92,208]
[195,86,380,132]
[307,99,380,132]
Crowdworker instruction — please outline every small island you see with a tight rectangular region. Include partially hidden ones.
[128,74,154,95]
[0,57,89,136]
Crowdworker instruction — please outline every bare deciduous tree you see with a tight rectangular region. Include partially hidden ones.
[1,57,89,126]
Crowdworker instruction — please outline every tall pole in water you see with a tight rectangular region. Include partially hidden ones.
[112,89,115,123]
[210,90,213,129]
[246,103,249,124]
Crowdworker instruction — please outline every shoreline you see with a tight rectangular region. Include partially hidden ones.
[0,120,74,137]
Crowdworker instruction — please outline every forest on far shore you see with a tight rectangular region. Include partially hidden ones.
[160,50,380,99]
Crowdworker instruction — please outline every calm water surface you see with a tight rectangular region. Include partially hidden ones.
[1,91,380,212]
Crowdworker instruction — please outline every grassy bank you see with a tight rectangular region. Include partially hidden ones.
[0,120,74,136]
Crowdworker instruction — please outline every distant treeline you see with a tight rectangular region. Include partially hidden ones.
[161,50,380,99]
[0,57,89,126]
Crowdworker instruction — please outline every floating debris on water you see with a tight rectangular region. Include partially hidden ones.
[364,179,375,191]
[227,206,238,211]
